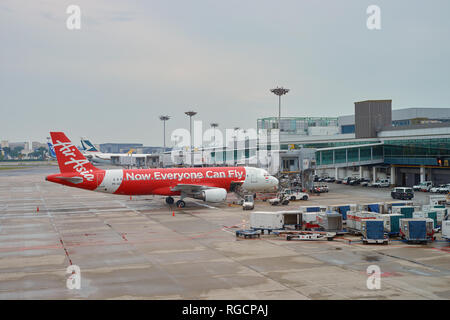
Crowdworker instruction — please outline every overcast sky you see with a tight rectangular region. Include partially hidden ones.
[1,0,449,145]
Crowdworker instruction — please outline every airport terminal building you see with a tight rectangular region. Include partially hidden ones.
[166,100,450,187]
[275,100,450,186]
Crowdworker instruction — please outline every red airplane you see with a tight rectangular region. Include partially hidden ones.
[45,132,279,207]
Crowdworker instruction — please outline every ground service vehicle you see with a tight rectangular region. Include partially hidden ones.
[283,188,309,201]
[242,194,255,210]
[268,192,290,206]
[413,181,432,192]
[372,179,390,188]
[391,187,414,200]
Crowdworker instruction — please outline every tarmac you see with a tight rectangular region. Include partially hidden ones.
[0,166,449,299]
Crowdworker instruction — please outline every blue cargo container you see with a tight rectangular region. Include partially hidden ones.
[392,202,407,207]
[400,219,427,243]
[364,220,384,239]
[306,207,320,212]
[361,219,388,244]
[368,204,380,213]
[338,205,350,220]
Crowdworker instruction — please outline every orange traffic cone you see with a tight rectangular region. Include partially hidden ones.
[37,206,39,212]
[172,211,175,217]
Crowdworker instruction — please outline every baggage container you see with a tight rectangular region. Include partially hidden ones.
[381,213,403,234]
[357,204,369,212]
[299,206,326,213]
[413,211,425,219]
[392,206,414,218]
[425,211,437,227]
[361,219,388,244]
[429,195,446,207]
[326,205,351,220]
[346,211,379,233]
[400,219,428,243]
[432,208,447,226]
[250,211,303,232]
[442,220,450,241]
[367,203,384,213]
[385,201,413,213]
[317,212,343,232]
[302,212,319,229]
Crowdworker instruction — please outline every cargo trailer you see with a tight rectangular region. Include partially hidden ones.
[317,212,343,232]
[346,211,379,235]
[361,219,388,244]
[381,213,403,235]
[250,211,303,232]
[400,219,429,244]
[392,206,414,218]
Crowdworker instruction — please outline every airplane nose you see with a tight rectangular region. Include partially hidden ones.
[270,176,279,187]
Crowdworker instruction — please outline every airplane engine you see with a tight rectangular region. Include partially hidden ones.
[197,188,227,202]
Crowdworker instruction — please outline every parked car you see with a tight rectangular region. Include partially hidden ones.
[360,178,370,187]
[335,178,343,184]
[438,184,450,194]
[413,181,432,192]
[391,187,414,200]
[348,177,360,185]
[324,177,335,183]
[430,184,446,193]
[371,179,390,188]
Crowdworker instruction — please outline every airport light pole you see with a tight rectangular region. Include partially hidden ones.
[270,87,290,131]
[185,111,197,167]
[159,115,170,152]
[210,123,219,166]
[270,87,289,174]
[210,123,219,145]
[233,127,240,166]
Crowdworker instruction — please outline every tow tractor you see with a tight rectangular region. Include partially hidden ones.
[282,188,309,201]
[242,194,255,210]
[268,191,290,206]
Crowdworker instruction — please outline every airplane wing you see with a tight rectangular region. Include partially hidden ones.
[170,184,215,194]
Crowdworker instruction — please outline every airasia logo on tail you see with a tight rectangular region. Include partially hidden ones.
[53,140,94,181]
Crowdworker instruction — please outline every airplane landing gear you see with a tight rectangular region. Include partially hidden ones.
[165,197,174,205]
[176,200,186,208]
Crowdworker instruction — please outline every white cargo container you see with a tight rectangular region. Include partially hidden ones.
[413,211,425,219]
[250,211,302,231]
[433,208,447,226]
[302,212,318,223]
[442,221,450,240]
[346,211,379,232]
[429,195,446,207]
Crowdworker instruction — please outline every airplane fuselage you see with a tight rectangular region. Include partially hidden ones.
[46,166,278,196]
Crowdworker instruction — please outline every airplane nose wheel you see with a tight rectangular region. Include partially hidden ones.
[165,197,174,205]
[176,200,186,208]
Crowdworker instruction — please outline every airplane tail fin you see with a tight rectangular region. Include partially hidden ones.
[80,138,99,152]
[50,132,99,174]
[47,141,56,158]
